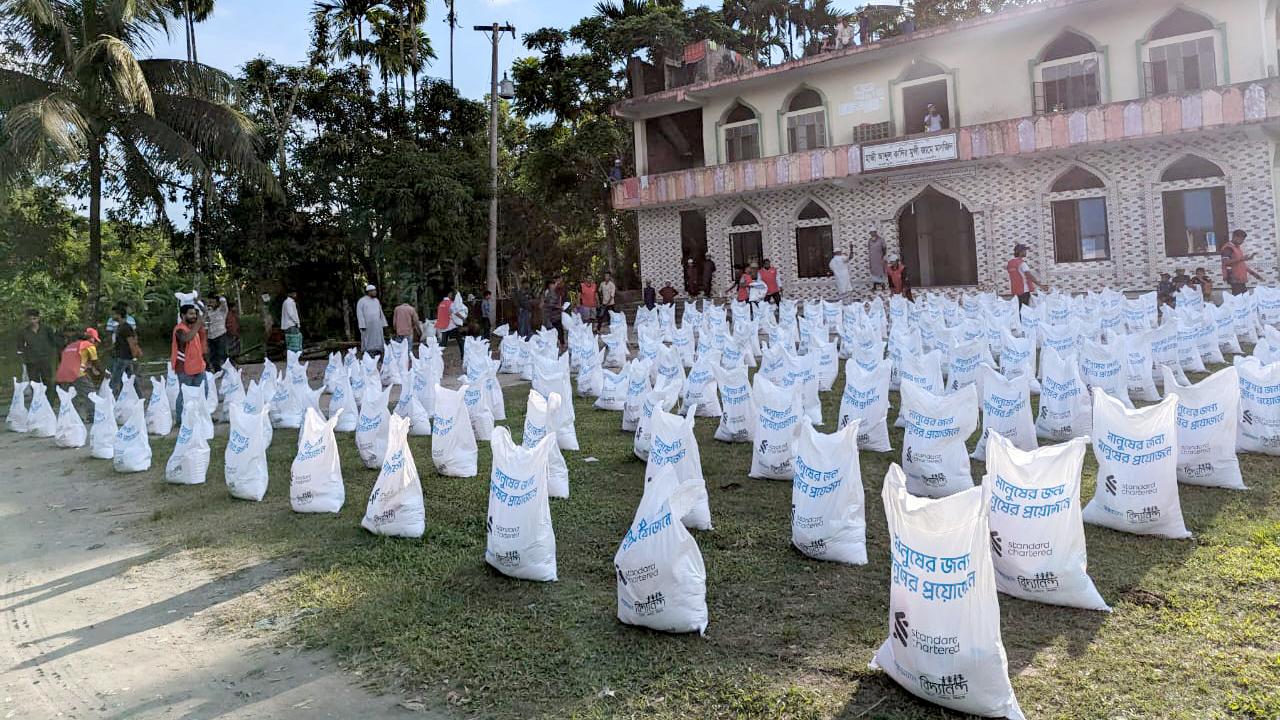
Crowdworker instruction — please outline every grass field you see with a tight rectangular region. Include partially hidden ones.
[68,362,1280,719]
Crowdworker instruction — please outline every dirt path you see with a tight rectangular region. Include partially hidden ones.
[0,431,430,720]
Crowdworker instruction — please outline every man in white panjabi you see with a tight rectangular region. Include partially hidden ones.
[829,248,853,298]
[356,284,387,356]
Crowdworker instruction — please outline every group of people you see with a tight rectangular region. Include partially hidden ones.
[509,273,618,348]
[1155,229,1266,307]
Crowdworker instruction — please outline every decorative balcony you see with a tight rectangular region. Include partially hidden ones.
[611,79,1280,211]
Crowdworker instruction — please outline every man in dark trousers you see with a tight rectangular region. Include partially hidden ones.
[17,309,59,387]
[701,255,716,298]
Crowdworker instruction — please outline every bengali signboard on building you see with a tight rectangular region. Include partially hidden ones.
[862,132,959,171]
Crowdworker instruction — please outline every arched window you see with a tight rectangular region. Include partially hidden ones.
[794,200,833,278]
[1034,31,1102,114]
[896,59,951,133]
[1160,155,1228,257]
[721,102,760,162]
[728,208,763,272]
[1049,167,1110,262]
[1143,8,1220,95]
[783,87,827,152]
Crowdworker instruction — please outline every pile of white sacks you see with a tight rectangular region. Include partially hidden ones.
[8,281,1280,719]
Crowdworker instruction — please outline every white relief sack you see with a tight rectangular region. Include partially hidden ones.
[165,388,210,485]
[972,365,1036,463]
[329,369,360,433]
[983,434,1110,611]
[946,340,990,392]
[900,381,979,499]
[1194,308,1225,366]
[1122,333,1161,403]
[811,334,839,392]
[355,385,392,469]
[431,384,478,477]
[999,329,1040,394]
[1159,365,1244,489]
[361,415,426,538]
[6,378,28,432]
[534,358,579,450]
[482,360,506,421]
[164,362,180,415]
[838,357,892,453]
[524,391,569,499]
[463,377,495,442]
[25,382,56,437]
[634,381,682,461]
[1175,319,1207,374]
[88,391,118,460]
[1214,303,1243,356]
[682,354,722,418]
[290,407,345,513]
[577,348,604,398]
[226,403,271,501]
[146,377,173,436]
[595,367,627,411]
[1148,323,1187,388]
[54,387,86,448]
[614,463,708,635]
[621,360,652,433]
[486,427,558,582]
[646,404,713,530]
[893,350,944,429]
[749,374,803,481]
[792,418,866,565]
[114,376,139,424]
[1083,390,1190,539]
[871,465,1025,720]
[1236,355,1280,455]
[1080,339,1132,409]
[1035,348,1091,442]
[711,364,753,443]
[112,401,151,473]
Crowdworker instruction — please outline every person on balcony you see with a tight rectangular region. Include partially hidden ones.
[923,104,944,133]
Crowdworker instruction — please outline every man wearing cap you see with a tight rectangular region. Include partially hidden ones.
[56,326,103,418]
[1221,229,1264,296]
[356,284,387,357]
[829,247,852,299]
[1007,243,1048,305]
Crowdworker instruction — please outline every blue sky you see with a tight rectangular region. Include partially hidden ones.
[147,0,613,103]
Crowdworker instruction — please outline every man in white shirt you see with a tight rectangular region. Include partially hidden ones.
[598,272,617,331]
[205,293,230,369]
[923,103,944,133]
[829,248,852,299]
[280,290,302,352]
[356,284,387,356]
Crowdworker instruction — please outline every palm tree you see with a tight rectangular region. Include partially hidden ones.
[0,0,278,321]
[169,0,214,64]
[313,0,379,70]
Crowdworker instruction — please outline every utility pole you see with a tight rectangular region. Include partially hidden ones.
[474,21,515,331]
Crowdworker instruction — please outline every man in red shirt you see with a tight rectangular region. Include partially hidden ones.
[758,258,780,304]
[170,304,207,421]
[1221,229,1264,295]
[579,278,598,324]
[1007,243,1048,305]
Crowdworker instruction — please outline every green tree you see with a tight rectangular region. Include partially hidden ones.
[0,0,277,321]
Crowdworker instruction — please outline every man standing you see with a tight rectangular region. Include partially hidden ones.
[542,278,565,348]
[356,284,387,357]
[643,280,656,310]
[886,254,913,301]
[17,309,59,387]
[392,298,422,344]
[868,231,887,291]
[701,256,716,298]
[225,300,241,359]
[683,258,701,298]
[170,305,207,421]
[1221,229,1265,296]
[578,277,597,325]
[108,305,142,396]
[758,258,780,304]
[480,291,493,338]
[1007,243,1048,305]
[659,280,679,305]
[513,281,532,338]
[923,103,944,133]
[205,293,229,370]
[829,249,852,299]
[599,272,617,331]
[280,290,302,352]
[56,327,102,418]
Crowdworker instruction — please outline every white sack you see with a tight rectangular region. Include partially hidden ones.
[972,365,1036,463]
[54,386,86,448]
[290,407,345,513]
[432,384,478,477]
[226,403,272,501]
[486,427,558,581]
[900,381,978,498]
[26,382,56,437]
[749,374,803,481]
[1161,366,1244,489]
[838,357,892,452]
[88,391,117,460]
[112,401,151,473]
[792,418,866,565]
[361,415,426,538]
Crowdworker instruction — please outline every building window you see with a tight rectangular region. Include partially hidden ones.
[1143,8,1220,95]
[1034,31,1102,114]
[852,121,892,143]
[1048,166,1110,262]
[784,88,827,152]
[896,59,952,135]
[1160,155,1228,256]
[794,200,833,278]
[729,208,763,271]
[722,102,760,163]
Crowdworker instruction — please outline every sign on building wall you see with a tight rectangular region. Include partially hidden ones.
[838,83,885,115]
[862,132,959,171]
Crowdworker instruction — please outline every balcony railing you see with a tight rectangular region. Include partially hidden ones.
[612,79,1280,211]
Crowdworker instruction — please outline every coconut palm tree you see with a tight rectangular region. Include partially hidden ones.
[169,0,214,64]
[0,0,278,321]
[313,0,379,69]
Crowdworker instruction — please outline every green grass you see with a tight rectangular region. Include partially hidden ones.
[80,363,1280,719]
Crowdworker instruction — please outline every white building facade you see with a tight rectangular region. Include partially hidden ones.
[612,0,1280,298]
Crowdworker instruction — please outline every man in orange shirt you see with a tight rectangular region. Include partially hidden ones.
[392,299,422,344]
[56,327,102,417]
[1221,229,1264,295]
[758,258,781,304]
[578,277,597,324]
[170,304,207,421]
[1007,243,1049,305]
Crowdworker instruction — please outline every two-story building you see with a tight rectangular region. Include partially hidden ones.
[611,0,1280,298]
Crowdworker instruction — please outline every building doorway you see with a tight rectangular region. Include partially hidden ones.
[897,187,977,287]
[680,209,707,291]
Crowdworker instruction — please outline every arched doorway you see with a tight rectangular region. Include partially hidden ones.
[897,187,978,287]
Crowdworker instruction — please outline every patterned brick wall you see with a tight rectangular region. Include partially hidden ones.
[635,131,1278,299]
